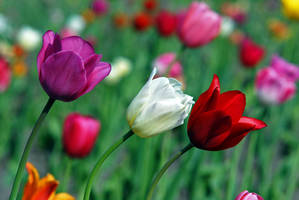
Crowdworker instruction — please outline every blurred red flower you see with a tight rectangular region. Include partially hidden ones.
[133,12,152,31]
[155,10,177,37]
[0,57,11,92]
[240,38,265,68]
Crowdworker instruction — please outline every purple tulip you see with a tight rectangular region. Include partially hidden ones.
[235,191,263,200]
[37,30,111,101]
[270,55,299,82]
[92,0,109,16]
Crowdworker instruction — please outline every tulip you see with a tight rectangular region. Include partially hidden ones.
[0,57,11,92]
[281,0,299,20]
[235,190,264,200]
[187,75,267,150]
[270,55,299,82]
[268,19,290,40]
[82,8,96,23]
[92,0,109,16]
[17,26,41,51]
[220,16,235,37]
[256,67,296,104]
[239,38,265,67]
[13,59,28,77]
[153,52,182,79]
[105,57,132,84]
[221,2,247,24]
[22,162,75,200]
[127,68,194,138]
[63,113,100,158]
[155,10,177,37]
[177,2,221,48]
[37,30,111,101]
[133,12,152,31]
[144,0,158,12]
[113,13,130,28]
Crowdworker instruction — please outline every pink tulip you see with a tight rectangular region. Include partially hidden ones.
[235,191,263,200]
[177,2,221,48]
[0,57,11,92]
[63,113,100,158]
[153,53,182,78]
[256,67,296,104]
[270,55,299,82]
[37,30,111,101]
[92,0,109,16]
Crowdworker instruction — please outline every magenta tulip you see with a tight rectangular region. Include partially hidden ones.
[153,53,182,78]
[270,55,299,82]
[92,0,109,16]
[63,113,100,158]
[0,57,11,92]
[177,2,221,48]
[235,191,263,200]
[37,30,111,101]
[256,67,296,104]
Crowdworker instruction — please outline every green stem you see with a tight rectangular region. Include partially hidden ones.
[9,98,55,200]
[61,156,72,192]
[83,130,134,200]
[146,143,194,200]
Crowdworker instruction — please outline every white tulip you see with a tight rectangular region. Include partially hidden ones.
[105,57,132,84]
[17,26,41,51]
[127,68,194,138]
[66,15,86,33]
[220,17,235,37]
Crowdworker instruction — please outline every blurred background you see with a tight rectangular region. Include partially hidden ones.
[1,0,299,199]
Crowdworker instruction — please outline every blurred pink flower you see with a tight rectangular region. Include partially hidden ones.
[0,57,11,92]
[177,2,221,48]
[153,53,182,78]
[256,67,296,104]
[270,55,299,82]
[92,0,109,16]
[235,191,263,200]
[60,28,77,38]
[63,113,100,158]
[37,30,111,101]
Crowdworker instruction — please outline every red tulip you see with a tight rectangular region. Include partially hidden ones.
[240,38,265,68]
[187,75,267,151]
[144,0,157,12]
[155,10,177,37]
[63,113,100,158]
[133,12,152,31]
[0,57,11,92]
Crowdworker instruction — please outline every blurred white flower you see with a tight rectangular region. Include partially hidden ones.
[127,68,194,138]
[17,26,41,51]
[105,57,132,84]
[66,15,86,33]
[220,16,235,37]
[0,14,12,35]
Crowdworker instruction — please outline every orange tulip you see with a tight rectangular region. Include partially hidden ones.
[13,59,28,77]
[22,162,75,200]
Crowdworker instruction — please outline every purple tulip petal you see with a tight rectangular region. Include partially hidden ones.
[84,54,103,77]
[61,36,95,61]
[37,30,56,75]
[40,50,87,101]
[79,61,111,96]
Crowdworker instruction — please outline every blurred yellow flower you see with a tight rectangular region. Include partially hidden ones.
[282,0,299,20]
[82,9,96,24]
[22,162,75,200]
[13,60,28,77]
[268,19,290,40]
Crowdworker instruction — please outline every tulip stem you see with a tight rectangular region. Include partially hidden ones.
[9,98,55,200]
[61,156,72,192]
[146,143,194,200]
[83,130,134,200]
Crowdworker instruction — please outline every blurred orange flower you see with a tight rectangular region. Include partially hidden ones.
[22,162,75,200]
[268,19,290,40]
[13,45,26,58]
[12,59,28,77]
[113,13,130,28]
[82,9,96,23]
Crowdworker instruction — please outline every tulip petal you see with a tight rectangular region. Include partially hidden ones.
[188,110,232,150]
[53,193,75,200]
[84,54,103,77]
[217,90,246,123]
[216,117,267,150]
[61,36,95,61]
[23,162,40,200]
[40,50,86,101]
[37,30,56,74]
[79,61,111,96]
[188,75,220,128]
[31,181,58,200]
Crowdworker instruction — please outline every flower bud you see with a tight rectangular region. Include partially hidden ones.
[127,68,194,138]
[63,113,100,158]
[235,191,263,200]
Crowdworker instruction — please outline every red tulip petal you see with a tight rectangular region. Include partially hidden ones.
[188,110,232,150]
[188,75,220,128]
[217,90,246,123]
[215,117,267,150]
